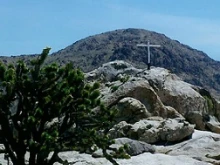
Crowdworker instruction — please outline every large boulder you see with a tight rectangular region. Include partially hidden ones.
[159,118,194,142]
[114,138,155,156]
[138,67,209,130]
[101,79,170,119]
[115,97,184,124]
[156,130,220,165]
[205,116,220,133]
[109,118,194,144]
[115,97,151,123]
[92,138,155,158]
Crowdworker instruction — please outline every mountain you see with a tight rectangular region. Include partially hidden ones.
[1,28,220,98]
[49,28,220,98]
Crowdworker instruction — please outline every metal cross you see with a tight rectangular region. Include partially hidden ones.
[137,41,161,70]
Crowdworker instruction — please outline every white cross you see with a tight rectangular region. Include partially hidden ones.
[137,41,161,70]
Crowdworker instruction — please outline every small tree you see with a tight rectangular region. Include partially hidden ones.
[0,48,126,165]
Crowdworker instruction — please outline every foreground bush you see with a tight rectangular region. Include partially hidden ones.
[0,48,126,165]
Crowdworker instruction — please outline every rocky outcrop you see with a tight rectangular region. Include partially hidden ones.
[109,118,194,144]
[52,151,211,165]
[86,60,142,82]
[83,60,220,164]
[86,60,220,132]
[1,61,220,165]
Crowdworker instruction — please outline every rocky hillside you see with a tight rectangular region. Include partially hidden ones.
[49,28,220,98]
[1,28,220,98]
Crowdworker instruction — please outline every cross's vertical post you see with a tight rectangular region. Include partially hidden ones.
[137,41,161,70]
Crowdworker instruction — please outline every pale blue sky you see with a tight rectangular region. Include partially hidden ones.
[1,0,220,61]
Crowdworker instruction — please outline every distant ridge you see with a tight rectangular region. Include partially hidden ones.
[1,28,220,98]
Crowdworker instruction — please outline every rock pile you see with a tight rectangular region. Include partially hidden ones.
[1,61,220,164]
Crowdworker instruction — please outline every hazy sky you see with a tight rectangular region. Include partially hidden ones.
[1,0,220,61]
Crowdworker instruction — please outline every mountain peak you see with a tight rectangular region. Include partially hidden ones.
[1,28,220,98]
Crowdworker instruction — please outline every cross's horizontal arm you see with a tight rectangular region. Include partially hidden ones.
[137,44,161,47]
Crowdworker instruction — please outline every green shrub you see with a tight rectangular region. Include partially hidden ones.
[0,48,126,165]
[203,95,214,111]
[111,85,120,92]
